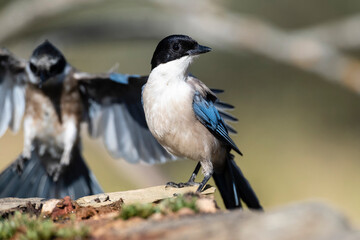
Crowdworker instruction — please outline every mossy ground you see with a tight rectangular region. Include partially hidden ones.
[119,193,199,220]
[0,212,89,240]
[0,194,205,239]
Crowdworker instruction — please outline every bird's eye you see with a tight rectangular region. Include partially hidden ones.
[172,43,180,51]
[29,63,37,73]
[49,57,66,75]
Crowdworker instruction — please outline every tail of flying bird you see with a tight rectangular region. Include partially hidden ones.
[0,147,103,199]
[212,153,263,210]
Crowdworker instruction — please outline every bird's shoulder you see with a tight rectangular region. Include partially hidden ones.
[0,48,27,71]
[187,75,217,102]
[0,48,28,85]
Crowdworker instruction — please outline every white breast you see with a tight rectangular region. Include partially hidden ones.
[143,56,218,161]
[143,73,193,139]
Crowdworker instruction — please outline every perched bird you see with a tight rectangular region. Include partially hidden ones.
[142,35,262,209]
[0,41,174,199]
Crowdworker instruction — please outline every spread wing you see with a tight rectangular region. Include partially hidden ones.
[188,77,242,155]
[75,72,176,164]
[0,48,27,137]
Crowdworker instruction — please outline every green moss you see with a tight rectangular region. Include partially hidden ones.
[119,194,199,220]
[0,212,89,240]
[120,203,159,220]
[158,194,198,213]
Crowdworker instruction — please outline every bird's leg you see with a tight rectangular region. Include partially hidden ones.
[13,117,36,174]
[166,162,201,188]
[195,159,213,192]
[187,162,201,184]
[52,117,78,182]
[196,173,212,192]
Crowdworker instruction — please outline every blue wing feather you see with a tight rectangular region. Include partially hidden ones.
[193,92,242,155]
[109,73,142,85]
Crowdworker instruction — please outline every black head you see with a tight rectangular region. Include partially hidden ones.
[151,35,211,70]
[29,40,67,83]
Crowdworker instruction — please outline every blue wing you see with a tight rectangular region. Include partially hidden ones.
[212,92,237,134]
[76,72,176,164]
[193,91,242,155]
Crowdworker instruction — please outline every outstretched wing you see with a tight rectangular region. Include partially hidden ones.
[0,48,27,137]
[75,72,176,164]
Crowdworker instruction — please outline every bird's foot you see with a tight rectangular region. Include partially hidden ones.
[12,155,29,175]
[48,163,67,182]
[48,154,71,182]
[166,181,200,189]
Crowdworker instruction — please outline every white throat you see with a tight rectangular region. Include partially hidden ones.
[149,55,194,84]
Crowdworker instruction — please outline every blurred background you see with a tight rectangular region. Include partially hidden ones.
[1,0,360,225]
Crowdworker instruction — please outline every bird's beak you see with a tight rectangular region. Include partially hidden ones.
[187,44,212,56]
[40,72,46,82]
[38,72,48,88]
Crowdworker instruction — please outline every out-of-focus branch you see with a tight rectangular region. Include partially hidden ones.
[3,0,360,94]
[293,14,360,49]
[151,0,360,94]
[0,0,103,44]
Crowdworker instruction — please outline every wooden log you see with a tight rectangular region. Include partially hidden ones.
[76,185,216,207]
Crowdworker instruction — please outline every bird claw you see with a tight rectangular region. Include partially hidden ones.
[12,155,29,175]
[166,181,199,188]
[48,163,65,182]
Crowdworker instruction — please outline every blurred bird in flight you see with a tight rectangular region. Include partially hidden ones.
[0,40,175,199]
[142,35,262,209]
